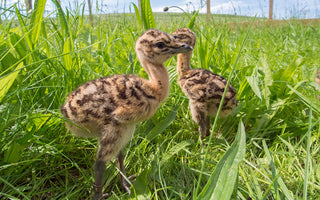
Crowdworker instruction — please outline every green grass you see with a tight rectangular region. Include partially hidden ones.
[1,2,320,199]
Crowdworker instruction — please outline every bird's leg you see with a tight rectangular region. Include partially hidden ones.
[205,116,211,137]
[189,101,207,139]
[93,159,108,200]
[195,111,207,139]
[117,150,135,194]
[93,134,116,200]
[198,119,207,140]
[117,150,130,194]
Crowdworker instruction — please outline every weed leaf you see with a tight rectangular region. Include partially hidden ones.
[131,3,142,27]
[197,121,246,200]
[141,0,155,29]
[246,76,262,99]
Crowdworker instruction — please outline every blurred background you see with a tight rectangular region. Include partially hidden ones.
[1,0,320,20]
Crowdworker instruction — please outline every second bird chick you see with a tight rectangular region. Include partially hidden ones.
[172,28,237,139]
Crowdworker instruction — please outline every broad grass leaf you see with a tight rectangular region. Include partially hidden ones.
[274,57,305,97]
[63,37,72,71]
[187,10,199,29]
[4,142,26,163]
[0,62,23,102]
[0,44,17,69]
[146,106,178,141]
[31,0,47,44]
[261,56,272,108]
[197,121,246,200]
[9,31,27,59]
[30,113,54,131]
[130,167,152,200]
[246,76,262,99]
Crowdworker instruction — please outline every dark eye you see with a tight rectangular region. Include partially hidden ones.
[173,35,178,39]
[155,42,165,48]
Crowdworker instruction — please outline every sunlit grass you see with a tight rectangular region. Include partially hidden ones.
[1,2,320,199]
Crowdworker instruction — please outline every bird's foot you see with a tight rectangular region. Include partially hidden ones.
[120,174,136,194]
[93,184,109,200]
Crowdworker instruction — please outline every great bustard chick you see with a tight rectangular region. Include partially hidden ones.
[172,28,237,139]
[60,29,192,199]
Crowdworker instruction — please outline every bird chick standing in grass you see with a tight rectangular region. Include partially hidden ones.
[60,29,192,199]
[172,28,237,139]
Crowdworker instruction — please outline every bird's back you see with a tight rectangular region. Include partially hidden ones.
[61,74,162,137]
[178,69,237,116]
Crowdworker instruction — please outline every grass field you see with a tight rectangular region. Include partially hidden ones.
[1,2,320,199]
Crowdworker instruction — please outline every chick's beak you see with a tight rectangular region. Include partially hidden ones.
[175,43,193,53]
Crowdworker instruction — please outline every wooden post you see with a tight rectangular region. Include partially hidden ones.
[138,0,142,16]
[269,0,273,20]
[25,0,32,11]
[207,0,210,23]
[88,0,93,26]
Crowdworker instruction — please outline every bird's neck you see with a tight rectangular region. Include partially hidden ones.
[141,60,170,102]
[177,51,193,74]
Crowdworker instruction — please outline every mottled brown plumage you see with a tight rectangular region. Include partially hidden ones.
[61,29,192,199]
[172,28,237,138]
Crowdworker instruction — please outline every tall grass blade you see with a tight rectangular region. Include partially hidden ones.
[0,176,30,200]
[141,0,155,29]
[195,16,256,197]
[0,62,23,102]
[159,140,193,167]
[303,106,312,200]
[197,121,246,200]
[31,0,47,44]
[52,0,69,37]
[262,140,294,200]
[14,5,33,51]
[287,84,320,115]
[187,10,199,29]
